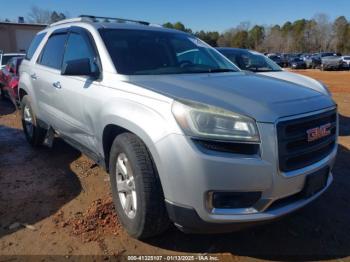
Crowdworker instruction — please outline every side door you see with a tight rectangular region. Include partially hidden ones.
[33,30,68,124]
[50,27,102,152]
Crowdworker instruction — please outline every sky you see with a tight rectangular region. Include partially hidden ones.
[1,0,350,32]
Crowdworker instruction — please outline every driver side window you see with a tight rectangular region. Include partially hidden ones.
[63,32,98,74]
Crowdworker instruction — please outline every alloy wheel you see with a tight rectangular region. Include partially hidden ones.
[116,153,137,219]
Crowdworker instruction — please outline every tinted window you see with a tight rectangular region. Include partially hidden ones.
[39,33,67,69]
[99,29,237,75]
[63,32,98,74]
[25,33,46,60]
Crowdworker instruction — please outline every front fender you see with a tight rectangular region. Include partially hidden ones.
[97,97,180,176]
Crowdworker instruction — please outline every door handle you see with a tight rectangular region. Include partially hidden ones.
[52,81,61,89]
[30,73,37,80]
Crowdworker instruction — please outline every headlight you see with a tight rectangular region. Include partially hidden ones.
[172,100,259,142]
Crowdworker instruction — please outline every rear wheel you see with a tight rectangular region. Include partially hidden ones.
[109,133,169,239]
[21,95,46,147]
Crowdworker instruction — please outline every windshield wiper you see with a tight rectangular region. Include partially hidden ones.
[207,68,236,73]
[253,69,282,73]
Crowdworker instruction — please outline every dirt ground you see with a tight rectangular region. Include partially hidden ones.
[0,69,350,261]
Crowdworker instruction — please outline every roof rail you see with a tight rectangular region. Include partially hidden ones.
[49,17,90,27]
[79,15,150,26]
[48,15,152,28]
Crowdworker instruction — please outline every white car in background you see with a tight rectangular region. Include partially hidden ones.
[217,48,331,96]
[342,56,350,68]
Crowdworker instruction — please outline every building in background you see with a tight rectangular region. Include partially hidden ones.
[0,18,46,53]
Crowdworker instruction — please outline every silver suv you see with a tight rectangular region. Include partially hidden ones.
[19,16,338,238]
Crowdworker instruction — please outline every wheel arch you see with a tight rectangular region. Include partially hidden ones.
[101,121,162,178]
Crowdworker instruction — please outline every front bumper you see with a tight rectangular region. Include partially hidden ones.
[166,173,332,233]
[154,120,337,231]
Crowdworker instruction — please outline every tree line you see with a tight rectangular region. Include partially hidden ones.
[164,14,350,54]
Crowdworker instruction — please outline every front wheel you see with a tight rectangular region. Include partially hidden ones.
[21,95,46,147]
[109,133,169,239]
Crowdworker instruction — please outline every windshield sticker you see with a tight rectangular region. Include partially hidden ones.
[248,50,261,55]
[188,37,208,48]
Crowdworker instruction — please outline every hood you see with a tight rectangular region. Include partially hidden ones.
[125,72,334,123]
[258,71,329,96]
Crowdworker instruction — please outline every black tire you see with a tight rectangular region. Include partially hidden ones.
[109,133,169,239]
[21,95,46,147]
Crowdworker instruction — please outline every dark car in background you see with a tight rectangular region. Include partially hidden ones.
[280,53,290,67]
[0,56,23,106]
[216,48,282,72]
[266,54,284,67]
[289,57,307,69]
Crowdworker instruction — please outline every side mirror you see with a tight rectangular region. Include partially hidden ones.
[61,58,94,76]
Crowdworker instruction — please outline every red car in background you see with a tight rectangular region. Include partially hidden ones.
[0,57,23,107]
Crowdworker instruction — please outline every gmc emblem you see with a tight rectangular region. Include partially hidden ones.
[306,123,332,142]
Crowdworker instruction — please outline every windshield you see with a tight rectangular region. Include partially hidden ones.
[99,29,238,75]
[220,50,282,72]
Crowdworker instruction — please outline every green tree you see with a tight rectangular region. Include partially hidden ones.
[333,16,349,53]
[163,22,192,33]
[231,30,249,48]
[195,31,220,46]
[248,25,265,50]
[291,19,307,52]
[162,22,174,29]
[281,21,292,36]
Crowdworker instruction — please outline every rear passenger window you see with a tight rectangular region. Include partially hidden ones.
[25,32,46,60]
[38,33,67,70]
